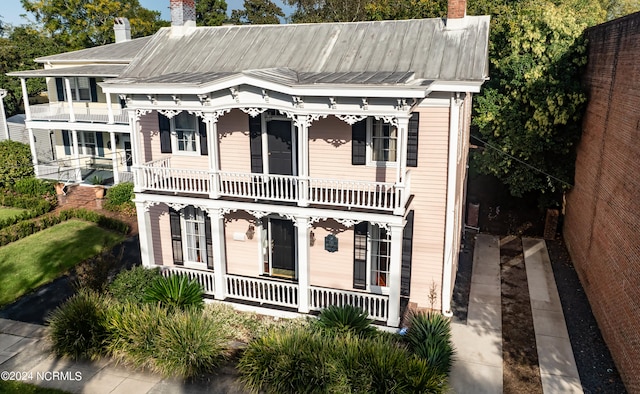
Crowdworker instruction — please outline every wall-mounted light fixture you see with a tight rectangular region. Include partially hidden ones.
[246,224,255,240]
[310,231,315,247]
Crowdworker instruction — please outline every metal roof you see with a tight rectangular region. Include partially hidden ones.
[8,65,127,78]
[34,37,152,64]
[114,17,490,87]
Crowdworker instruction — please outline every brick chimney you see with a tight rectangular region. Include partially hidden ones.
[113,17,131,43]
[170,0,196,27]
[446,0,467,29]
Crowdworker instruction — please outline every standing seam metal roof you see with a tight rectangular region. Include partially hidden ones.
[117,17,490,85]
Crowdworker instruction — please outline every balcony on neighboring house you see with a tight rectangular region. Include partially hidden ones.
[29,102,129,124]
[136,157,412,214]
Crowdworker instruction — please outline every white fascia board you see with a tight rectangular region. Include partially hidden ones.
[133,192,404,226]
[427,80,485,93]
[101,75,429,99]
[25,120,130,133]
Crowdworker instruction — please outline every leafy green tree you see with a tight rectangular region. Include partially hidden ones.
[287,0,370,22]
[471,1,588,203]
[0,25,65,117]
[20,0,167,49]
[229,0,285,24]
[0,140,34,188]
[366,0,447,20]
[196,0,228,26]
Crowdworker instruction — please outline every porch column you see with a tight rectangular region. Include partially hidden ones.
[63,78,75,122]
[295,115,309,207]
[387,223,404,327]
[27,128,39,176]
[0,89,9,140]
[129,111,142,192]
[205,115,220,199]
[134,200,155,267]
[110,131,119,184]
[106,92,114,124]
[71,129,82,181]
[295,216,310,313]
[209,209,227,300]
[394,115,410,215]
[20,78,31,120]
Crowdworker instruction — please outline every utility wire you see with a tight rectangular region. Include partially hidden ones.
[470,134,573,188]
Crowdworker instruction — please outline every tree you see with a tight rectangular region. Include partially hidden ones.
[20,0,167,49]
[471,1,588,204]
[0,140,34,188]
[196,0,228,26]
[229,0,285,24]
[0,25,65,117]
[287,0,370,22]
[366,0,447,21]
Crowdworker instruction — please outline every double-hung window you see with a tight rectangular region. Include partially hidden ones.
[371,118,397,162]
[353,222,392,293]
[172,112,199,153]
[370,226,391,287]
[70,77,92,101]
[182,206,207,266]
[80,131,96,156]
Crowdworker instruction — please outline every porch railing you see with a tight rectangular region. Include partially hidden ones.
[140,159,410,212]
[161,266,216,296]
[309,286,389,321]
[29,102,129,124]
[225,274,299,308]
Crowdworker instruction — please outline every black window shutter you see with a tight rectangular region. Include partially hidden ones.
[89,78,98,102]
[62,130,71,155]
[401,210,415,297]
[353,221,368,290]
[249,115,263,173]
[199,117,208,156]
[407,112,419,167]
[96,132,104,157]
[169,208,183,265]
[352,118,367,165]
[55,78,65,101]
[204,212,213,270]
[158,113,172,153]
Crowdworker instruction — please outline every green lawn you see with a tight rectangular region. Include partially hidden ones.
[0,206,27,221]
[0,380,70,394]
[0,220,125,307]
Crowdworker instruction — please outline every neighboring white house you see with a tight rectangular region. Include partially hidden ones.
[12,0,490,327]
[0,89,8,141]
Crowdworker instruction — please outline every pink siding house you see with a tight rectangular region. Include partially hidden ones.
[14,0,489,327]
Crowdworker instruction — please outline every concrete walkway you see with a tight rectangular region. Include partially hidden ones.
[449,234,583,394]
[0,318,245,394]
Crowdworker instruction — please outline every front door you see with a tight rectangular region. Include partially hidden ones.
[267,119,294,175]
[266,218,296,278]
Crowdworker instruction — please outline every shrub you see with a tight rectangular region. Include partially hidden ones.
[109,265,161,304]
[144,274,204,311]
[316,304,375,337]
[106,302,167,369]
[47,289,111,360]
[75,244,125,292]
[405,311,455,376]
[154,308,230,378]
[0,140,34,188]
[104,182,135,215]
[12,177,55,198]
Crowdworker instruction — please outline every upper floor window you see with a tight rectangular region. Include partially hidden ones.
[370,118,397,163]
[172,112,199,153]
[56,77,96,102]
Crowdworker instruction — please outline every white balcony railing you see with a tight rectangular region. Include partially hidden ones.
[309,286,389,321]
[161,266,216,295]
[225,274,299,308]
[29,102,129,124]
[138,159,410,212]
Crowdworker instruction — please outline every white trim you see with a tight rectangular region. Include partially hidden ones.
[24,121,130,133]
[427,80,484,94]
[441,95,462,317]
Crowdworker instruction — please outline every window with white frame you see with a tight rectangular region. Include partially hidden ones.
[70,77,92,101]
[182,206,207,265]
[370,225,391,287]
[172,112,199,153]
[370,118,397,163]
[80,131,96,156]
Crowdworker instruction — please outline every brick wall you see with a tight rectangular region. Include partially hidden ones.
[563,12,640,393]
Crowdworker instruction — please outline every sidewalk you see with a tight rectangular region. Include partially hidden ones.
[0,318,245,394]
[449,234,583,394]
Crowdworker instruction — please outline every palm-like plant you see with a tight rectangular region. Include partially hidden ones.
[317,304,376,337]
[143,274,204,311]
[405,311,455,375]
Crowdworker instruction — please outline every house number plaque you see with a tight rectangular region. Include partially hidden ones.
[324,234,338,253]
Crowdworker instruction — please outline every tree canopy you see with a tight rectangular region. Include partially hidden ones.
[20,0,167,49]
[229,0,285,24]
[196,0,228,26]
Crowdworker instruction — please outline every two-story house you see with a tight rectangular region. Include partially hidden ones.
[12,0,489,327]
[8,19,149,185]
